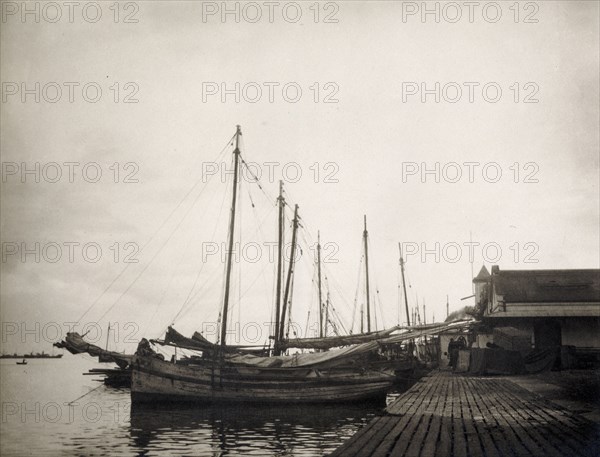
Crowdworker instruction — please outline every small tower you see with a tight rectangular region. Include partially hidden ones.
[473,265,491,307]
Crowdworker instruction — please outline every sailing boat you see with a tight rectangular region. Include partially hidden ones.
[130,126,395,404]
[279,216,401,351]
[278,218,416,378]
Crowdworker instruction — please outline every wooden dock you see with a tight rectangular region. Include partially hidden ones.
[329,371,599,457]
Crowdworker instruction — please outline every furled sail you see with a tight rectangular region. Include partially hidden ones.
[279,326,402,350]
[54,332,132,368]
[160,326,266,354]
[223,341,382,368]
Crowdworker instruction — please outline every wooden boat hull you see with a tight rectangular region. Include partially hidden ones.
[131,356,395,404]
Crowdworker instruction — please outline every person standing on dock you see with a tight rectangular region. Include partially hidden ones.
[448,338,458,369]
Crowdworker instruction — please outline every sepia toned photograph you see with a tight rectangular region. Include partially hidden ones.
[1,1,599,456]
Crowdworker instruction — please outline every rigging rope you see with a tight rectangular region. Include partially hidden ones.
[95,153,233,325]
[171,147,282,337]
[75,134,235,325]
[323,278,348,336]
[169,172,230,326]
[284,259,296,340]
[146,266,178,338]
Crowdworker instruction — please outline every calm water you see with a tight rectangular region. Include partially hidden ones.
[1,356,397,456]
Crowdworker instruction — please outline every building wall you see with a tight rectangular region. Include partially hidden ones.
[499,321,534,342]
[494,324,534,354]
[474,333,494,348]
[474,281,487,310]
[483,317,600,350]
[489,302,600,317]
[438,334,452,367]
[439,333,472,366]
[561,317,600,348]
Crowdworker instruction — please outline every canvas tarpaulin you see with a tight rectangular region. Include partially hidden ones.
[159,320,474,369]
[224,341,382,368]
[469,348,525,375]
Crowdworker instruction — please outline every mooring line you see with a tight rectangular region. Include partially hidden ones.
[67,383,105,406]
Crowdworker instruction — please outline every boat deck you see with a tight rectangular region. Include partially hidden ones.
[329,370,599,457]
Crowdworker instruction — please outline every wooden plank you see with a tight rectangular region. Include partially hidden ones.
[403,372,445,456]
[497,378,595,442]
[463,376,525,457]
[436,372,453,457]
[332,374,436,457]
[328,416,386,457]
[451,374,468,457]
[419,373,447,457]
[352,416,407,457]
[389,372,439,412]
[484,378,548,456]
[465,378,512,455]
[492,378,573,457]
[491,379,590,457]
[460,376,500,457]
[457,376,485,457]
[385,413,428,456]
[372,373,441,457]
[328,370,599,457]
[357,383,428,457]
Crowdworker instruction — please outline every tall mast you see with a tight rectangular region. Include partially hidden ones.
[277,204,299,354]
[105,322,110,351]
[220,125,241,348]
[325,291,330,337]
[274,181,285,347]
[470,231,474,288]
[469,231,476,308]
[360,309,364,333]
[423,301,428,344]
[363,215,371,332]
[399,243,411,326]
[317,231,323,338]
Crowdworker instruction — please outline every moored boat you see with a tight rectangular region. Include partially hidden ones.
[131,125,396,404]
[132,348,395,404]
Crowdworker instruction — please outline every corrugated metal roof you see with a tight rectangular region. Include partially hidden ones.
[494,268,600,303]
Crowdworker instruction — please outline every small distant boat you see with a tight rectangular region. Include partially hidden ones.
[0,352,63,359]
[16,359,27,365]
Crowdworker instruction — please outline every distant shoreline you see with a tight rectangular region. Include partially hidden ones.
[0,354,63,359]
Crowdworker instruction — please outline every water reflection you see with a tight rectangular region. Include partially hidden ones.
[130,400,385,456]
[1,358,416,456]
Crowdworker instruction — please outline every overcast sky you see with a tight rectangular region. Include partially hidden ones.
[1,1,598,353]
